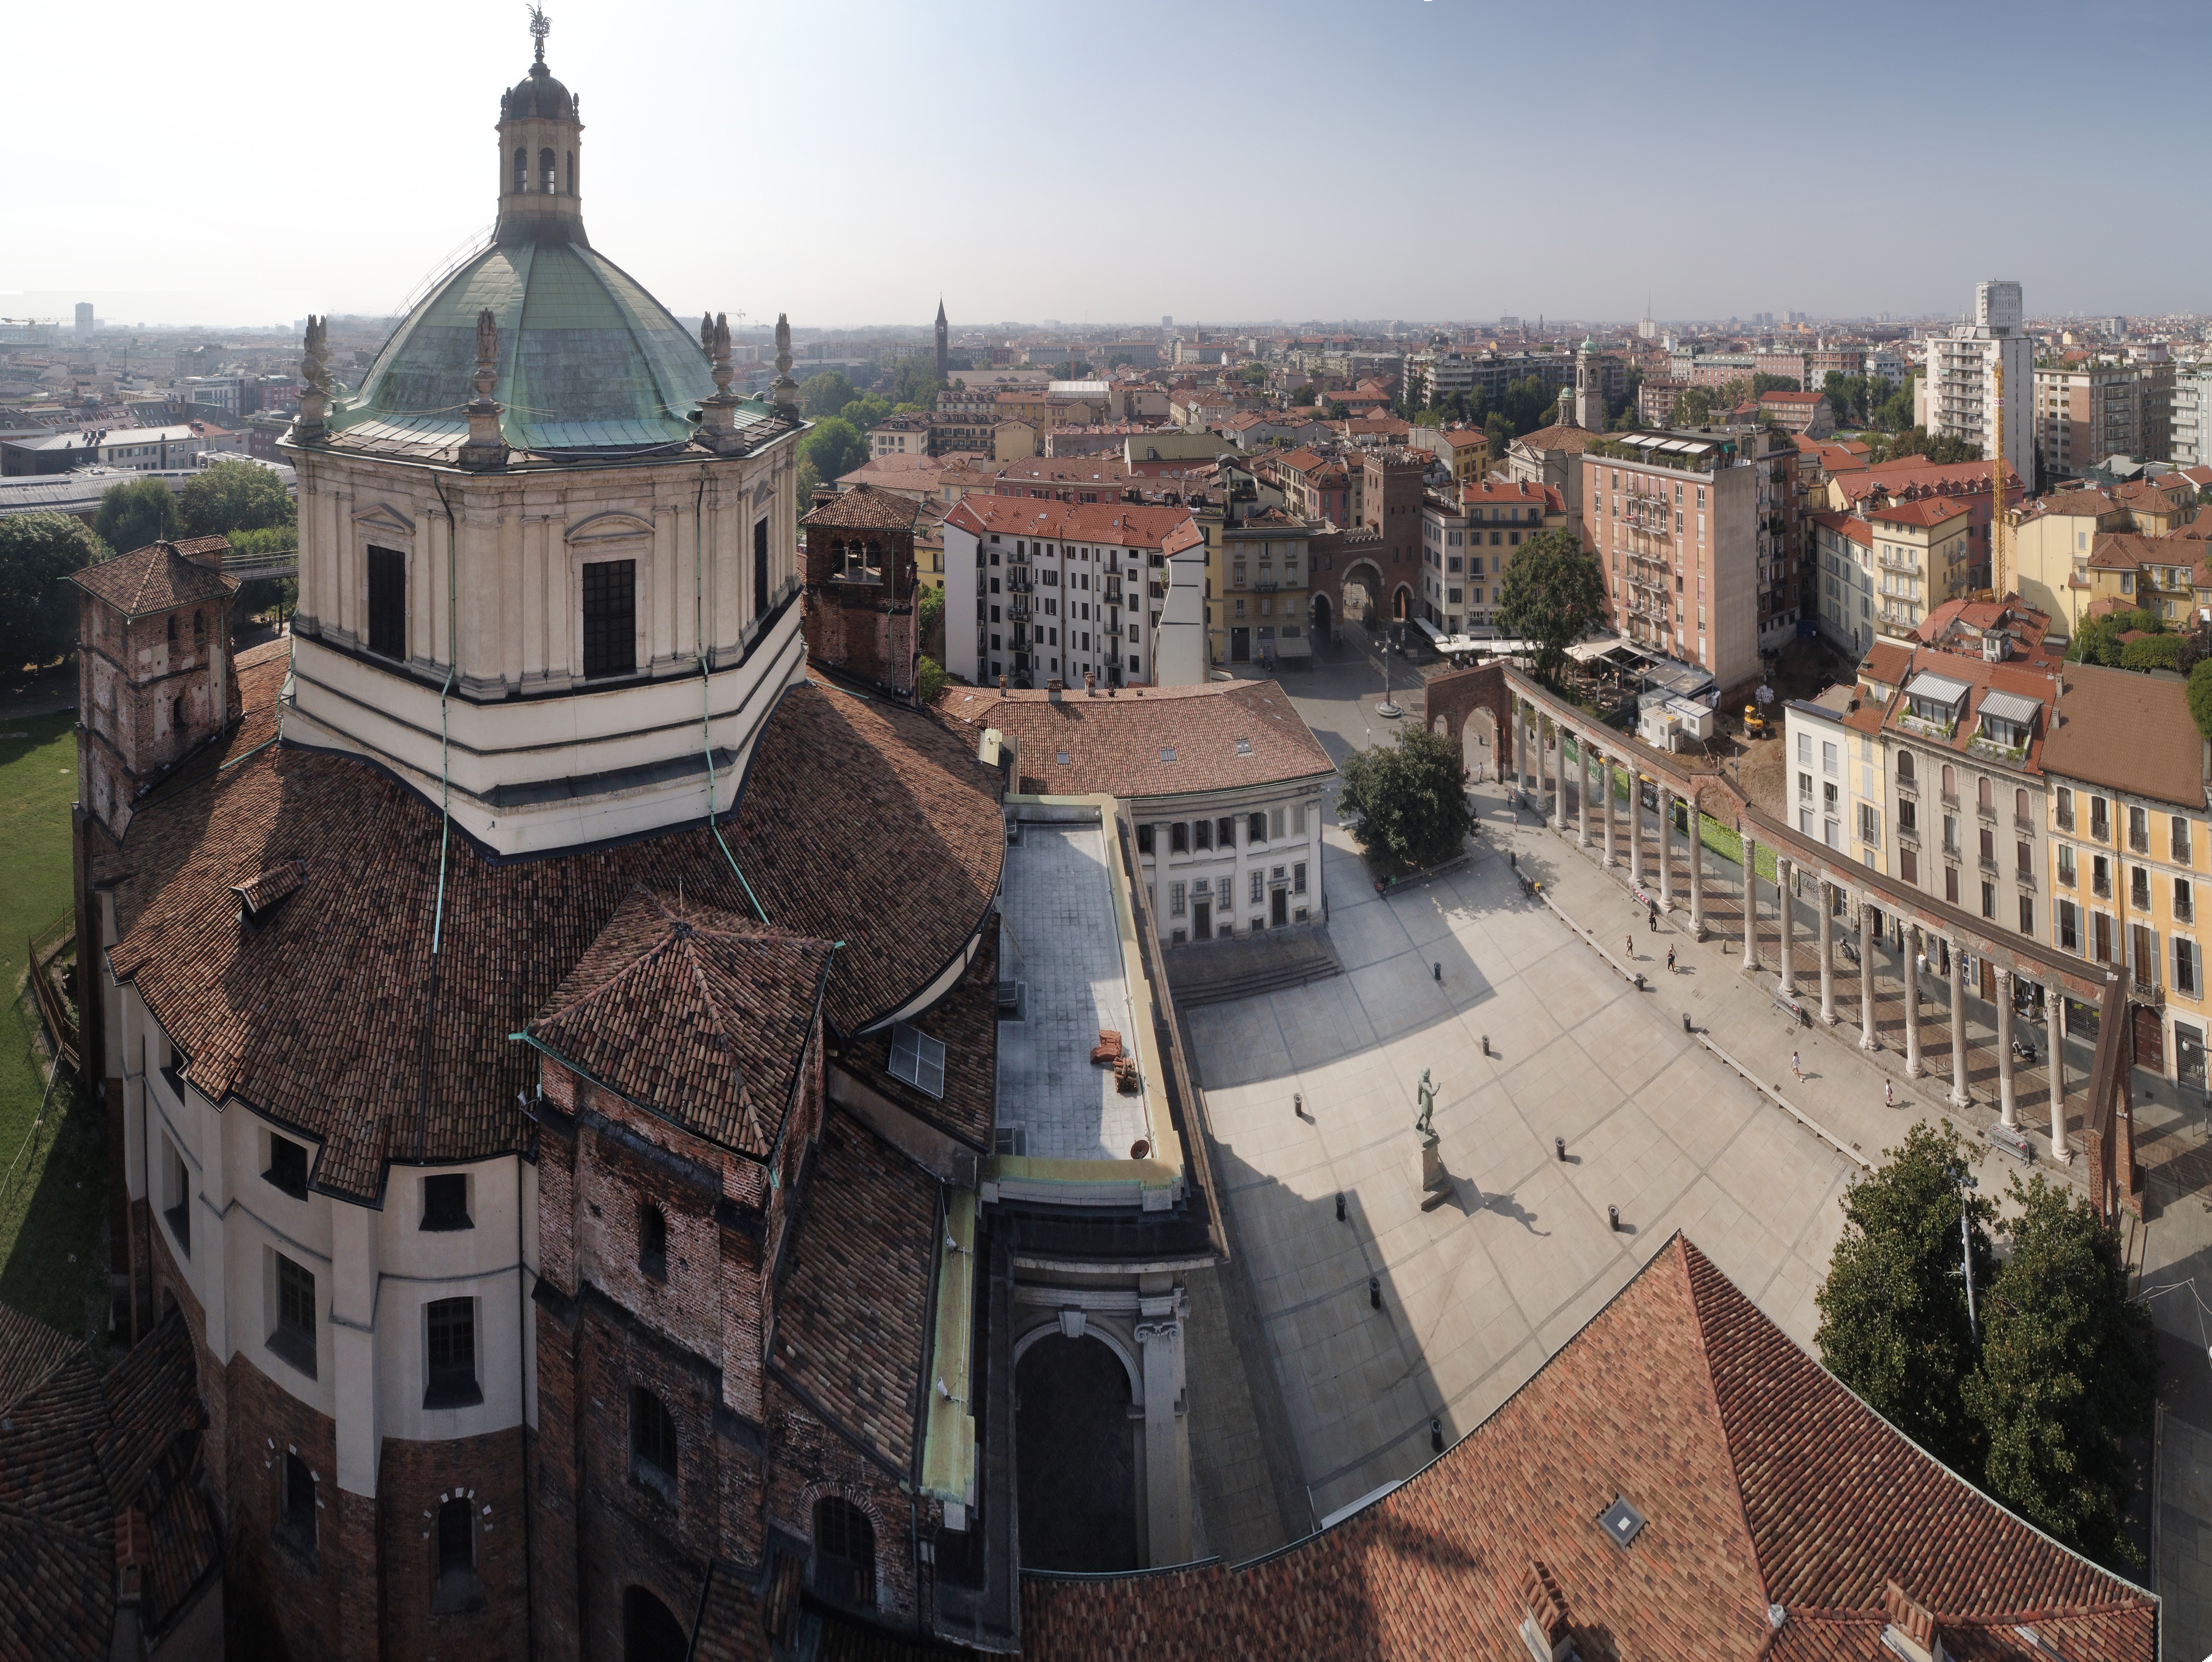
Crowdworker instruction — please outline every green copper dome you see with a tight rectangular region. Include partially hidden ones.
[330,239,721,456]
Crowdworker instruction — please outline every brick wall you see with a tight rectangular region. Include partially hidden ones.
[762,1398,925,1622]
[76,590,235,840]
[376,1423,531,1661]
[220,1340,346,1661]
[803,522,919,697]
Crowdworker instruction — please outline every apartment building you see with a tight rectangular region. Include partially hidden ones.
[1867,496,1971,640]
[1417,479,1566,636]
[2042,662,2211,1089]
[2010,479,2200,631]
[1875,655,2051,940]
[1809,512,1878,657]
[2034,360,2154,476]
[2170,365,2212,467]
[1758,389,1832,437]
[1924,280,2035,489]
[1783,683,1883,858]
[941,496,1206,689]
[1220,506,1315,666]
[1576,425,1797,689]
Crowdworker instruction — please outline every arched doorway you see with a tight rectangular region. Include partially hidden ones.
[1342,560,1382,628]
[1309,590,1332,645]
[1462,707,1498,785]
[1391,584,1413,622]
[623,1586,689,1662]
[1015,1332,1138,1572]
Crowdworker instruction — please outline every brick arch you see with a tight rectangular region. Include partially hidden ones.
[1336,557,1386,628]
[796,1477,895,1606]
[1420,662,1515,776]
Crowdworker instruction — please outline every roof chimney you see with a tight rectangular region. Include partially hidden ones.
[1084,672,1097,698]
[1882,1582,1946,1662]
[1519,1561,1577,1662]
[1048,677,1064,703]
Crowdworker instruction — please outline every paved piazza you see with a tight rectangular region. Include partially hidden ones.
[1190,800,1856,1525]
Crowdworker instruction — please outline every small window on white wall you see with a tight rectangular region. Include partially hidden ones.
[163,1137,190,1257]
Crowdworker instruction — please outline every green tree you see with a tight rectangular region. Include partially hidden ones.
[1326,399,1351,422]
[1495,529,1603,683]
[800,371,859,418]
[1815,1121,1996,1472]
[1055,361,1094,381]
[1671,387,1717,427]
[2120,634,2183,672]
[1483,411,1513,464]
[1236,362,1268,387]
[1338,726,1472,876]
[837,394,892,431]
[916,654,948,706]
[177,458,295,538]
[2190,658,2212,742]
[0,511,102,671]
[891,359,944,409]
[225,524,299,619]
[1874,377,1916,432]
[795,416,869,500]
[1108,352,1134,370]
[95,477,180,553]
[1962,1174,2155,1570]
[1752,372,1800,396]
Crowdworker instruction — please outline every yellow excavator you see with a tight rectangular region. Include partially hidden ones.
[1742,704,1768,739]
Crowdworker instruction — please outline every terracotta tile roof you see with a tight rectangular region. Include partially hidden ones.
[1812,510,1873,547]
[2113,477,2193,511]
[2087,532,2159,570]
[1878,651,2056,770]
[2041,660,2205,808]
[1760,389,1824,405]
[0,1306,215,1662]
[838,928,999,1151]
[0,1298,81,1415]
[1836,458,2025,507]
[1462,479,1564,512]
[937,679,1334,801]
[943,496,1203,555]
[1870,496,1970,528]
[1437,427,1490,450]
[98,676,1002,1202]
[69,539,239,617]
[2027,488,2119,520]
[771,1108,938,1475]
[1022,1239,2159,1655]
[527,889,833,1159]
[1512,424,1600,454]
[2159,520,2212,546]
[1017,1238,2153,1662]
[802,483,923,532]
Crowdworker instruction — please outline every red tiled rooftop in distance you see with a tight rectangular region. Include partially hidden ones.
[943,495,1203,554]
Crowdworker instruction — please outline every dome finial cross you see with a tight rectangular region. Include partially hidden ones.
[528,5,550,63]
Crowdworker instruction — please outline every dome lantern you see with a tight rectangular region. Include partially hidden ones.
[496,7,586,246]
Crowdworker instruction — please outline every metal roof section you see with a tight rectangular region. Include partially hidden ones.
[327,237,756,458]
[1904,671,1971,706]
[1976,689,2043,727]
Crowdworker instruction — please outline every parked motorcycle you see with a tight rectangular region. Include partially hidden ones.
[2010,1035,2038,1065]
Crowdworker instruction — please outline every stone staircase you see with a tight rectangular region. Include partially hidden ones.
[1166,929,1344,1009]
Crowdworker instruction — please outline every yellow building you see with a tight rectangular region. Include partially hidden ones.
[2041,661,2212,1088]
[2008,487,2130,629]
[1863,496,1971,639]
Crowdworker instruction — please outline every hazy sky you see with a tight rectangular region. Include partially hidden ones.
[8,0,2207,331]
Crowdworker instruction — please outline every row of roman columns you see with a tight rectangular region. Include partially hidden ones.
[1509,691,2070,1155]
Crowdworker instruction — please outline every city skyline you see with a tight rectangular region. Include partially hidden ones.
[8,0,2208,330]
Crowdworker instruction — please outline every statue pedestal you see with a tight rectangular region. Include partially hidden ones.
[1418,1139,1456,1211]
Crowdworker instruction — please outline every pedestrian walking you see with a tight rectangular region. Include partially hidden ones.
[1666,945,1676,974]
[1885,1079,1894,1108]
[1626,935,1634,959]
[1648,910,1657,932]
[1790,1049,1802,1083]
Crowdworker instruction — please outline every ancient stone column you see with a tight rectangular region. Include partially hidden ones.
[1948,939,1971,1107]
[1904,927,1924,1078]
[2047,987,2068,1158]
[1776,857,1797,998]
[1688,799,1705,938]
[1576,732,1591,848]
[1858,898,1878,1051]
[1627,772,1644,887]
[1996,966,2017,1129]
[1551,720,1567,833]
[1740,833,1759,976]
[1601,749,1617,867]
[1818,881,1837,1025]
[1658,787,1675,911]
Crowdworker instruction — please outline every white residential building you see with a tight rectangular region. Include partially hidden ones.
[2170,365,2212,468]
[1782,685,1881,859]
[941,495,1208,690]
[1924,281,2035,487]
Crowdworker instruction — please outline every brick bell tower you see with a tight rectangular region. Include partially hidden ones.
[69,532,240,1338]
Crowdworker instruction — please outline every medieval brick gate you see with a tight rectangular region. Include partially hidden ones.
[1421,661,1514,784]
[1417,663,2144,1214]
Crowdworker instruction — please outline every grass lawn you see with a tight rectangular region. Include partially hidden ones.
[0,708,111,1350]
